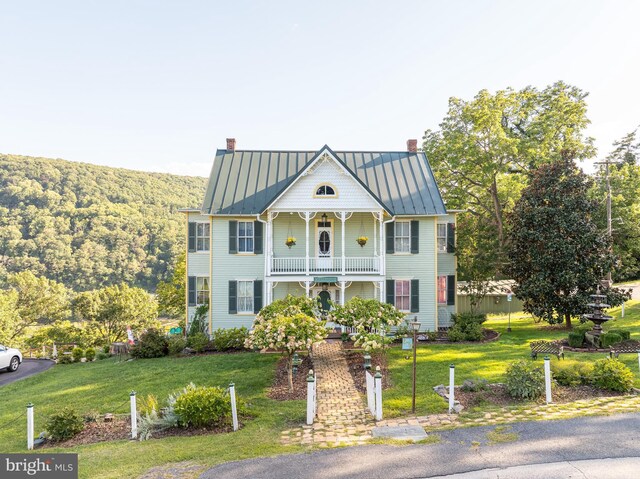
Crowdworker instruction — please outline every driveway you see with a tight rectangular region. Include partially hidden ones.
[200,413,640,479]
[0,359,55,387]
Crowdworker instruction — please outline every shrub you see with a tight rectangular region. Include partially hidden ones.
[568,331,585,348]
[45,407,84,441]
[139,394,159,416]
[173,384,232,428]
[447,312,486,342]
[505,360,545,399]
[607,329,631,341]
[84,348,96,361]
[591,358,634,392]
[167,336,187,355]
[551,360,593,387]
[130,328,169,359]
[71,347,84,362]
[102,344,110,354]
[57,354,74,364]
[187,332,210,353]
[461,378,489,392]
[95,351,110,360]
[211,327,248,351]
[600,332,623,349]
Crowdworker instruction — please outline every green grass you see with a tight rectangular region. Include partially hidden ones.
[0,353,305,478]
[384,300,640,417]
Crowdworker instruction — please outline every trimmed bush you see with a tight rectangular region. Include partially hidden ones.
[130,328,169,359]
[211,327,248,351]
[600,332,623,349]
[187,332,210,353]
[505,360,545,400]
[71,347,84,362]
[447,312,486,342]
[551,360,593,386]
[167,336,187,356]
[84,348,96,362]
[95,351,110,360]
[57,354,74,364]
[173,384,232,428]
[591,358,634,392]
[607,329,631,341]
[568,331,585,348]
[45,407,84,441]
[102,344,110,354]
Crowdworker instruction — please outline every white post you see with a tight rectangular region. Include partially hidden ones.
[305,280,310,298]
[52,343,58,359]
[637,351,640,372]
[130,391,137,439]
[373,212,377,256]
[339,281,346,306]
[229,383,239,431]
[306,370,315,425]
[374,366,383,421]
[449,364,455,413]
[305,212,310,276]
[340,212,346,276]
[544,356,552,404]
[622,302,625,318]
[26,403,34,450]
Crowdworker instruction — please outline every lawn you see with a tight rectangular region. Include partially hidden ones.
[383,300,640,417]
[0,352,305,479]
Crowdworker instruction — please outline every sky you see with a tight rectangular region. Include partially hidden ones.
[1,1,639,178]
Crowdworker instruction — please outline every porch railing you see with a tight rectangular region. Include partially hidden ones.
[270,256,381,274]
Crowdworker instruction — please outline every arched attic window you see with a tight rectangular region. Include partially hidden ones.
[315,184,337,197]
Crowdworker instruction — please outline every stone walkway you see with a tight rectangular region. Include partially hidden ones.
[281,341,374,447]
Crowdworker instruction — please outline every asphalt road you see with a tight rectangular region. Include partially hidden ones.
[0,359,55,387]
[200,413,640,479]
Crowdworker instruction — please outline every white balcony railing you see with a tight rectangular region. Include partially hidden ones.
[270,256,381,274]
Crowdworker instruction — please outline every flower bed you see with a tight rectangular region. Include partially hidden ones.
[268,354,314,400]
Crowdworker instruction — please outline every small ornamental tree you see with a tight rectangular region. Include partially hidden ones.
[328,297,405,352]
[245,307,327,392]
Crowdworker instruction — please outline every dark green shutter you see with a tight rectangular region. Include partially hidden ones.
[386,279,395,305]
[447,223,455,253]
[410,279,419,312]
[188,223,196,252]
[229,220,237,254]
[254,221,263,254]
[253,280,263,313]
[188,276,196,306]
[385,223,394,254]
[447,275,456,306]
[410,220,419,254]
[229,280,237,314]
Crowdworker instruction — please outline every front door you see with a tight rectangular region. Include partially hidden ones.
[316,219,333,270]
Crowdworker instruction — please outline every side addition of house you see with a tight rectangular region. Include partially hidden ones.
[180,138,457,333]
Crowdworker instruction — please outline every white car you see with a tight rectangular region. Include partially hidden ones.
[0,345,22,372]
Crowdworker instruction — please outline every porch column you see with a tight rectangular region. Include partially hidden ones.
[339,281,346,306]
[340,212,346,275]
[305,212,310,275]
[379,211,385,275]
[266,213,273,276]
[379,281,384,302]
[373,212,378,257]
[305,280,311,298]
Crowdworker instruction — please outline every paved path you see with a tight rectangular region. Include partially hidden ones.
[281,341,374,446]
[0,359,55,387]
[201,412,640,479]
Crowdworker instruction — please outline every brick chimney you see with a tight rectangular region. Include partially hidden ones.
[226,138,236,151]
[407,139,417,153]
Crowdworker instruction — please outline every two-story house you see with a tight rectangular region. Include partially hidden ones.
[181,138,457,334]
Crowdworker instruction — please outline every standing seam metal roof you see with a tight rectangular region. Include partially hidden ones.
[200,146,447,216]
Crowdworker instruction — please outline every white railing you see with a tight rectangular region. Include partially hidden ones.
[270,256,381,274]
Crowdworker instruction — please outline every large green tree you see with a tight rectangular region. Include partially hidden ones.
[423,82,596,296]
[505,160,616,327]
[156,252,186,318]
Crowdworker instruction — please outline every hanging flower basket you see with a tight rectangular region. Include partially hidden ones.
[356,236,368,247]
[285,237,297,248]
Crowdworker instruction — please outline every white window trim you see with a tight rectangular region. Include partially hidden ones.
[394,279,411,313]
[238,221,255,254]
[394,220,411,254]
[437,275,448,305]
[313,183,338,198]
[437,223,448,253]
[195,222,210,253]
[237,279,255,314]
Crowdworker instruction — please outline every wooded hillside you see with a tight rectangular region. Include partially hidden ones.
[0,154,207,291]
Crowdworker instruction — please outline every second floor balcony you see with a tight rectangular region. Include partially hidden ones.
[270,256,382,275]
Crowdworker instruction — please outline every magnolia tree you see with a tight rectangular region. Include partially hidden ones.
[328,297,405,352]
[245,295,327,391]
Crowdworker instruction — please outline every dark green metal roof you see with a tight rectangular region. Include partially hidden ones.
[200,146,446,216]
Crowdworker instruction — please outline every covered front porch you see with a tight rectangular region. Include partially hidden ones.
[268,277,385,306]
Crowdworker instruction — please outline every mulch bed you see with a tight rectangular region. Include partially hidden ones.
[344,350,391,393]
[268,354,314,400]
[454,383,626,409]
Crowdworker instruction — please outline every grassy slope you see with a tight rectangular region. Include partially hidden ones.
[384,301,640,417]
[0,353,304,478]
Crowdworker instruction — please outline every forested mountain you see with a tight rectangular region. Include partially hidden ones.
[0,154,207,292]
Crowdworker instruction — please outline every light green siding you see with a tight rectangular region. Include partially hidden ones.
[386,218,437,331]
[345,282,376,301]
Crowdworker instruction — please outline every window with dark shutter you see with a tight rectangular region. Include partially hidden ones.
[447,223,455,253]
[254,221,263,255]
[253,280,263,313]
[188,223,196,252]
[410,279,419,312]
[447,275,456,305]
[410,220,419,254]
[385,223,395,254]
[228,280,237,314]
[229,220,238,254]
[188,276,196,306]
[386,279,395,305]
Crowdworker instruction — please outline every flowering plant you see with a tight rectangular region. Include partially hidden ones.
[356,236,368,246]
[285,237,296,247]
